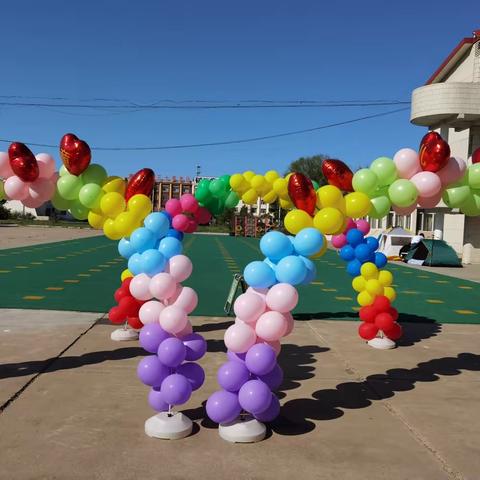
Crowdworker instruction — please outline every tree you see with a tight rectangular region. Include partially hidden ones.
[285,155,328,185]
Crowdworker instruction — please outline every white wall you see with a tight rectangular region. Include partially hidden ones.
[444,49,475,82]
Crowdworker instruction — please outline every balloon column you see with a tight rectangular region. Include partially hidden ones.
[206,228,323,426]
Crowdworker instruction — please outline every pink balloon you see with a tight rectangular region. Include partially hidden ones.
[410,171,441,198]
[344,218,357,233]
[4,176,29,200]
[149,272,177,300]
[159,305,188,334]
[180,193,199,213]
[283,312,295,336]
[265,283,298,313]
[437,157,466,186]
[224,321,257,353]
[165,198,182,217]
[355,219,371,235]
[417,191,442,208]
[139,300,165,325]
[29,178,55,202]
[234,292,266,323]
[166,283,183,304]
[246,286,269,301]
[35,153,56,179]
[255,311,287,342]
[0,152,14,178]
[173,286,198,314]
[194,206,211,224]
[22,194,44,208]
[129,273,153,301]
[175,321,193,338]
[393,148,420,179]
[331,234,347,249]
[167,255,193,282]
[172,214,189,232]
[393,204,417,215]
[185,219,198,234]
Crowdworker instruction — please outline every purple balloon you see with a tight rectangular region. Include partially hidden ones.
[137,355,170,387]
[206,390,242,424]
[148,387,169,412]
[177,362,205,391]
[182,333,207,361]
[157,337,186,368]
[254,394,280,422]
[245,343,276,376]
[139,324,170,353]
[238,379,272,415]
[160,373,192,405]
[217,361,250,392]
[227,350,246,363]
[257,364,284,391]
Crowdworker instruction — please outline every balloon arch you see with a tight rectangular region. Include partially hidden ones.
[1,132,479,440]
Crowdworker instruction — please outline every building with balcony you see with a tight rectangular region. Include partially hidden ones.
[152,176,193,211]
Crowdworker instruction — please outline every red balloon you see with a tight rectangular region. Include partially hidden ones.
[119,296,141,318]
[358,322,379,340]
[127,316,144,330]
[60,133,91,175]
[109,306,125,324]
[288,173,316,215]
[321,159,353,192]
[419,132,450,172]
[125,168,155,201]
[114,287,130,303]
[419,131,441,151]
[359,305,377,323]
[373,295,391,313]
[375,312,394,331]
[8,142,39,182]
[383,322,403,341]
[194,206,212,225]
[389,307,399,322]
[472,147,480,165]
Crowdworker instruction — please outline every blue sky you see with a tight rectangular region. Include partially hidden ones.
[0,1,476,178]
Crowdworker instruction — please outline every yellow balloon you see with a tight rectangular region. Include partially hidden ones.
[378,270,393,287]
[264,170,280,184]
[127,194,152,219]
[102,176,126,195]
[313,207,344,235]
[114,211,138,237]
[121,269,133,282]
[243,171,255,182]
[262,190,278,204]
[361,262,378,280]
[241,188,258,205]
[357,290,375,307]
[230,173,248,192]
[250,175,266,191]
[311,235,328,258]
[352,276,367,292]
[384,286,397,302]
[88,210,106,229]
[317,185,343,209]
[345,192,372,218]
[273,178,289,199]
[365,279,384,296]
[100,192,126,218]
[285,173,293,181]
[284,209,313,234]
[279,198,294,210]
[103,218,122,240]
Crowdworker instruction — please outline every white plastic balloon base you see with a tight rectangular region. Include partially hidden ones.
[145,412,193,440]
[368,337,396,350]
[219,416,266,443]
[110,328,139,341]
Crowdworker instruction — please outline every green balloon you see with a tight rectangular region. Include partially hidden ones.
[367,185,388,199]
[81,164,107,185]
[370,157,398,186]
[369,195,391,219]
[352,168,378,194]
[219,174,231,187]
[388,179,418,207]
[51,189,72,210]
[195,184,211,202]
[311,180,319,190]
[69,200,89,220]
[59,165,69,177]
[0,180,5,201]
[209,178,227,198]
[57,174,83,200]
[225,191,240,209]
[442,184,471,208]
[467,164,480,190]
[460,192,480,216]
[79,183,103,209]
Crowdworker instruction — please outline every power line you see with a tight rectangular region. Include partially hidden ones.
[0,107,409,152]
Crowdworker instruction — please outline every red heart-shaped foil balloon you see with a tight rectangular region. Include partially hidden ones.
[472,147,480,165]
[60,133,91,175]
[288,172,316,216]
[8,142,39,182]
[125,168,155,201]
[419,137,450,172]
[321,159,353,192]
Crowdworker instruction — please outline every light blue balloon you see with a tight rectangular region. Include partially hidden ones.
[259,231,293,262]
[300,256,317,284]
[244,261,276,289]
[275,255,307,285]
[263,257,277,270]
[118,238,135,259]
[167,228,184,241]
[141,249,167,276]
[293,228,324,257]
[144,212,170,239]
[130,227,156,253]
[128,253,143,276]
[158,237,183,259]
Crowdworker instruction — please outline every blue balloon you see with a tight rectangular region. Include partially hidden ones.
[259,231,293,262]
[162,211,173,226]
[340,245,355,262]
[142,249,167,275]
[128,253,143,275]
[158,236,183,259]
[118,238,135,259]
[144,212,170,239]
[275,255,307,285]
[293,228,324,257]
[167,228,184,241]
[130,227,156,253]
[346,229,364,248]
[263,258,277,270]
[300,256,317,284]
[374,252,388,268]
[366,236,379,252]
[244,261,276,289]
[354,243,372,263]
[346,259,362,277]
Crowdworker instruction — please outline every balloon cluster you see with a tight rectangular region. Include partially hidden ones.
[165,194,211,233]
[358,295,402,341]
[108,277,144,329]
[443,162,480,216]
[0,145,57,208]
[194,175,239,215]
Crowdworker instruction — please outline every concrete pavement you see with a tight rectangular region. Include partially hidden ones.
[0,310,479,479]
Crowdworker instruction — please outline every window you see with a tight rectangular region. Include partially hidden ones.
[418,211,435,232]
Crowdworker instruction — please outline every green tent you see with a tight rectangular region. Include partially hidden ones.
[404,239,462,267]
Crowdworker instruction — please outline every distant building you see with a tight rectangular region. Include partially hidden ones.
[152,176,193,210]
